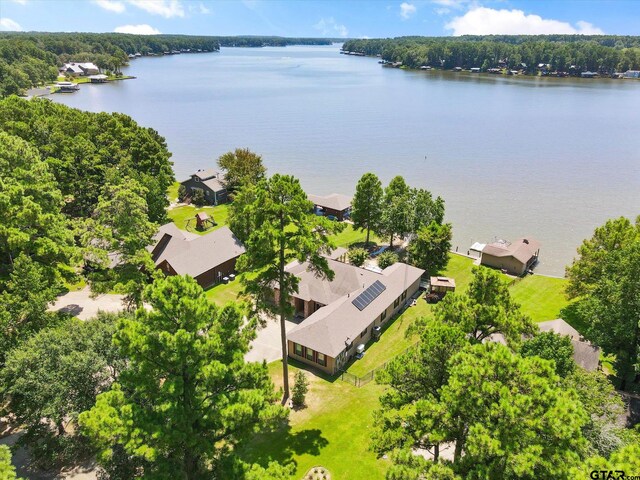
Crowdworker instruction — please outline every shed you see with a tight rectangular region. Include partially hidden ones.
[430,276,456,294]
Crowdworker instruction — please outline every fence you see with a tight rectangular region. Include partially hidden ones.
[338,344,417,388]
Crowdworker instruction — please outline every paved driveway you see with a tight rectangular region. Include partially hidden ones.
[49,287,125,320]
[246,316,299,364]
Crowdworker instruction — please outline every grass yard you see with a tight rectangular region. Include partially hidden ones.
[510,275,572,322]
[239,361,388,480]
[167,181,181,203]
[204,274,254,306]
[328,224,378,249]
[167,204,230,234]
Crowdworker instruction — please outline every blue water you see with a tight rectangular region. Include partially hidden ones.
[52,45,640,276]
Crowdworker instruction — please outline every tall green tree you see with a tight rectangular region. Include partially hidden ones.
[434,266,535,345]
[228,183,257,243]
[217,147,266,192]
[564,369,631,458]
[408,221,452,274]
[436,343,587,478]
[0,313,123,466]
[0,445,21,480]
[379,176,412,247]
[572,444,640,477]
[373,320,467,461]
[79,276,286,479]
[565,216,640,390]
[411,188,445,232]
[234,174,340,400]
[351,172,384,245]
[520,331,576,378]
[82,178,158,309]
[0,132,75,362]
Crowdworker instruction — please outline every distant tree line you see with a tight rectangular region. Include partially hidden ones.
[0,32,338,96]
[342,35,640,74]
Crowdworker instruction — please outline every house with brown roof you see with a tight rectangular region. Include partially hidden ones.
[538,319,601,372]
[286,261,424,375]
[148,223,244,288]
[480,237,540,276]
[486,318,600,372]
[181,168,228,205]
[308,193,352,221]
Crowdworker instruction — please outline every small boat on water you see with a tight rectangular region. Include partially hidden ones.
[55,81,79,93]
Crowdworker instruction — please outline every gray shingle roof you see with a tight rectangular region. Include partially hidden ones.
[149,224,244,278]
[287,262,424,357]
[194,168,219,181]
[286,258,380,305]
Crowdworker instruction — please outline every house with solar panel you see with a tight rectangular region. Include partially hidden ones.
[285,255,424,375]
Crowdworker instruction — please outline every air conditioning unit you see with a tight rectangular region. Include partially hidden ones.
[356,344,365,359]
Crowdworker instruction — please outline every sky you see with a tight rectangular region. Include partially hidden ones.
[1,0,639,38]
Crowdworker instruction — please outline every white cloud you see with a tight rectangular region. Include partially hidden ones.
[9,0,28,4]
[114,23,161,34]
[400,2,417,19]
[314,17,348,37]
[0,17,22,31]
[94,0,126,13]
[128,0,184,18]
[445,7,604,35]
[188,2,211,14]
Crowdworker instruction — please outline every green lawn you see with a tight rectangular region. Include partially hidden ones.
[204,275,249,306]
[329,224,378,248]
[510,275,572,322]
[167,181,180,203]
[167,204,230,234]
[239,361,388,480]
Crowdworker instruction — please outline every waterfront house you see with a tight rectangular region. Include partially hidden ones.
[480,237,540,276]
[181,168,228,205]
[286,259,424,375]
[538,319,601,371]
[148,223,244,288]
[308,193,352,221]
[60,63,84,76]
[60,62,100,76]
[581,71,598,78]
[470,67,481,73]
[624,70,640,79]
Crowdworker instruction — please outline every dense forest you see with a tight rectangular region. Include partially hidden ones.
[0,32,338,96]
[342,35,640,73]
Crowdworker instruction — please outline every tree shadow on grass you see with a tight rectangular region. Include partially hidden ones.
[238,421,329,471]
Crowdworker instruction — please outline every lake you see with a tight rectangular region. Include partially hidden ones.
[52,45,640,276]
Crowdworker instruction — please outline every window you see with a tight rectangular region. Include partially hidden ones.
[294,343,303,356]
[306,347,314,361]
[360,327,367,338]
[317,352,327,367]
[381,309,387,322]
[401,290,407,301]
[394,297,400,308]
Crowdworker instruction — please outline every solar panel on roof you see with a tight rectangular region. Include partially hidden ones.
[352,280,387,311]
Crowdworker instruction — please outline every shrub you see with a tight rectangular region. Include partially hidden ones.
[177,184,187,201]
[292,371,309,408]
[192,188,206,206]
[349,247,368,267]
[377,251,398,270]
